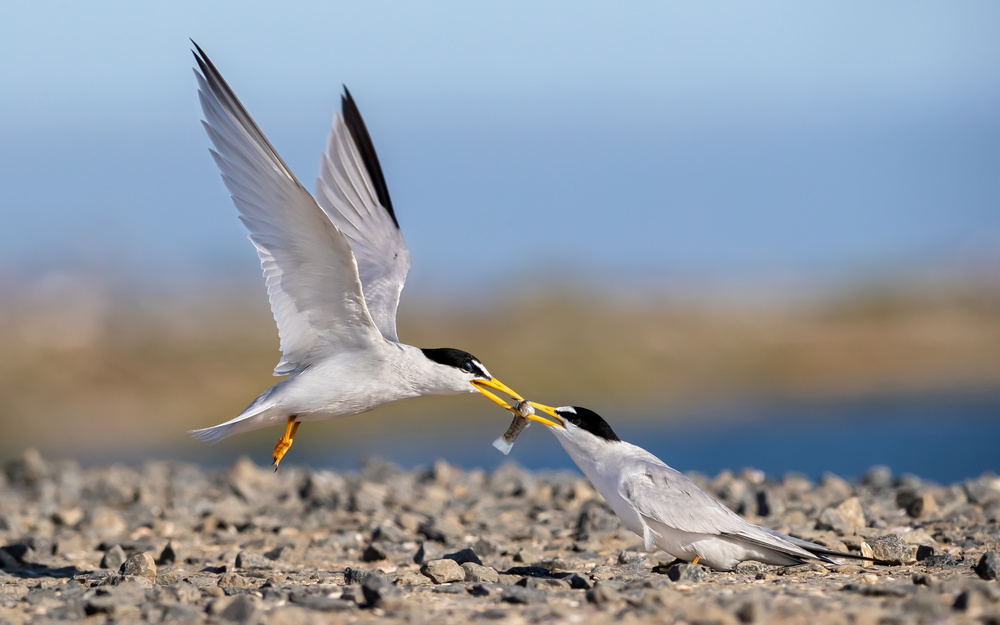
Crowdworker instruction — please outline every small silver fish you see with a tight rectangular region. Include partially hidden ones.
[492,400,535,455]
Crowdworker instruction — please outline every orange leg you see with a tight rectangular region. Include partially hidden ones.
[691,556,701,565]
[272,416,300,470]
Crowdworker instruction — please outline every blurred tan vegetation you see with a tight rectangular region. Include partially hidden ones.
[1,278,999,462]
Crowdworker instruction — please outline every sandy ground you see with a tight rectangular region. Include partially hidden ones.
[1,449,999,624]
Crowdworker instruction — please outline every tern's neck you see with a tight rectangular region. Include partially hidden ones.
[551,428,623,485]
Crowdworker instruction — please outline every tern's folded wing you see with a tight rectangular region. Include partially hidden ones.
[621,460,752,537]
[193,44,383,374]
[621,459,821,561]
[314,90,410,343]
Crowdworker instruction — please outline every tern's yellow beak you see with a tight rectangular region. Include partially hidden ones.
[524,401,565,428]
[471,377,524,410]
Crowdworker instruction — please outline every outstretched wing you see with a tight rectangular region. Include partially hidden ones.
[193,43,384,375]
[313,89,411,343]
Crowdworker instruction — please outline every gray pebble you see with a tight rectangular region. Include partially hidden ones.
[119,552,156,580]
[220,594,259,622]
[362,572,403,608]
[867,533,914,565]
[587,580,622,606]
[666,563,709,582]
[501,585,548,604]
[462,562,500,583]
[100,544,126,570]
[421,558,465,583]
[235,549,274,570]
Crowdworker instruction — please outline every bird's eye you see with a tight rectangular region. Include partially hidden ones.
[462,362,476,373]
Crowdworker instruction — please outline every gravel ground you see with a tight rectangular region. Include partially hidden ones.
[1,448,999,624]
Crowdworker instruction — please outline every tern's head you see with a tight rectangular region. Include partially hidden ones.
[523,404,621,442]
[419,347,523,407]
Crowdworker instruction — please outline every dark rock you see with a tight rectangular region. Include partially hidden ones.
[505,566,551,577]
[119,552,156,580]
[915,545,937,561]
[1,543,37,565]
[920,553,958,567]
[100,544,127,570]
[517,576,570,590]
[421,558,465,583]
[975,551,999,580]
[220,594,259,622]
[666,563,709,582]
[443,547,482,565]
[912,573,936,586]
[432,583,467,594]
[235,550,275,570]
[417,518,449,543]
[868,533,913,565]
[462,562,500,583]
[344,567,371,585]
[554,572,592,589]
[469,583,497,597]
[473,537,502,556]
[158,542,177,566]
[264,545,288,561]
[501,585,548,604]
[361,572,403,608]
[587,580,622,606]
[362,542,389,562]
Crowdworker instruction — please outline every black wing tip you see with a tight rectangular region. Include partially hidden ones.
[339,86,400,228]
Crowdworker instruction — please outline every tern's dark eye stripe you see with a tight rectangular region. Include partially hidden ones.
[558,407,621,442]
[420,348,488,378]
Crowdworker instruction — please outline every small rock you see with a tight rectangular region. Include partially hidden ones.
[443,547,482,566]
[666,563,709,582]
[119,552,156,580]
[817,508,853,534]
[1,543,37,565]
[518,576,570,590]
[361,572,403,608]
[861,465,892,490]
[835,497,866,529]
[413,541,442,565]
[220,594,259,622]
[462,562,499,583]
[217,572,254,588]
[4,448,47,487]
[421,558,465,583]
[362,542,389,562]
[263,545,288,561]
[158,542,177,566]
[975,551,999,580]
[235,550,275,570]
[734,561,770,578]
[100,545,127,570]
[501,585,548,604]
[617,550,646,565]
[868,533,914,565]
[344,567,371,584]
[906,493,938,518]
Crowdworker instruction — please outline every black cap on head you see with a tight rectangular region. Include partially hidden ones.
[420,348,490,379]
[555,407,620,442]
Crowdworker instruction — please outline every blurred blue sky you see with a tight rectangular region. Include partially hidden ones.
[2,2,999,297]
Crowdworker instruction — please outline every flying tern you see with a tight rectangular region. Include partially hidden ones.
[188,43,523,467]
[518,402,872,571]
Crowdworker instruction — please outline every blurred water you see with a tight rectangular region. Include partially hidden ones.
[167,392,1000,484]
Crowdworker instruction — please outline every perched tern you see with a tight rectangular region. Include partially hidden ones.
[519,403,871,571]
[187,43,523,467]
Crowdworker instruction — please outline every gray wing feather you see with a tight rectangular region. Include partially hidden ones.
[314,106,410,343]
[193,44,383,375]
